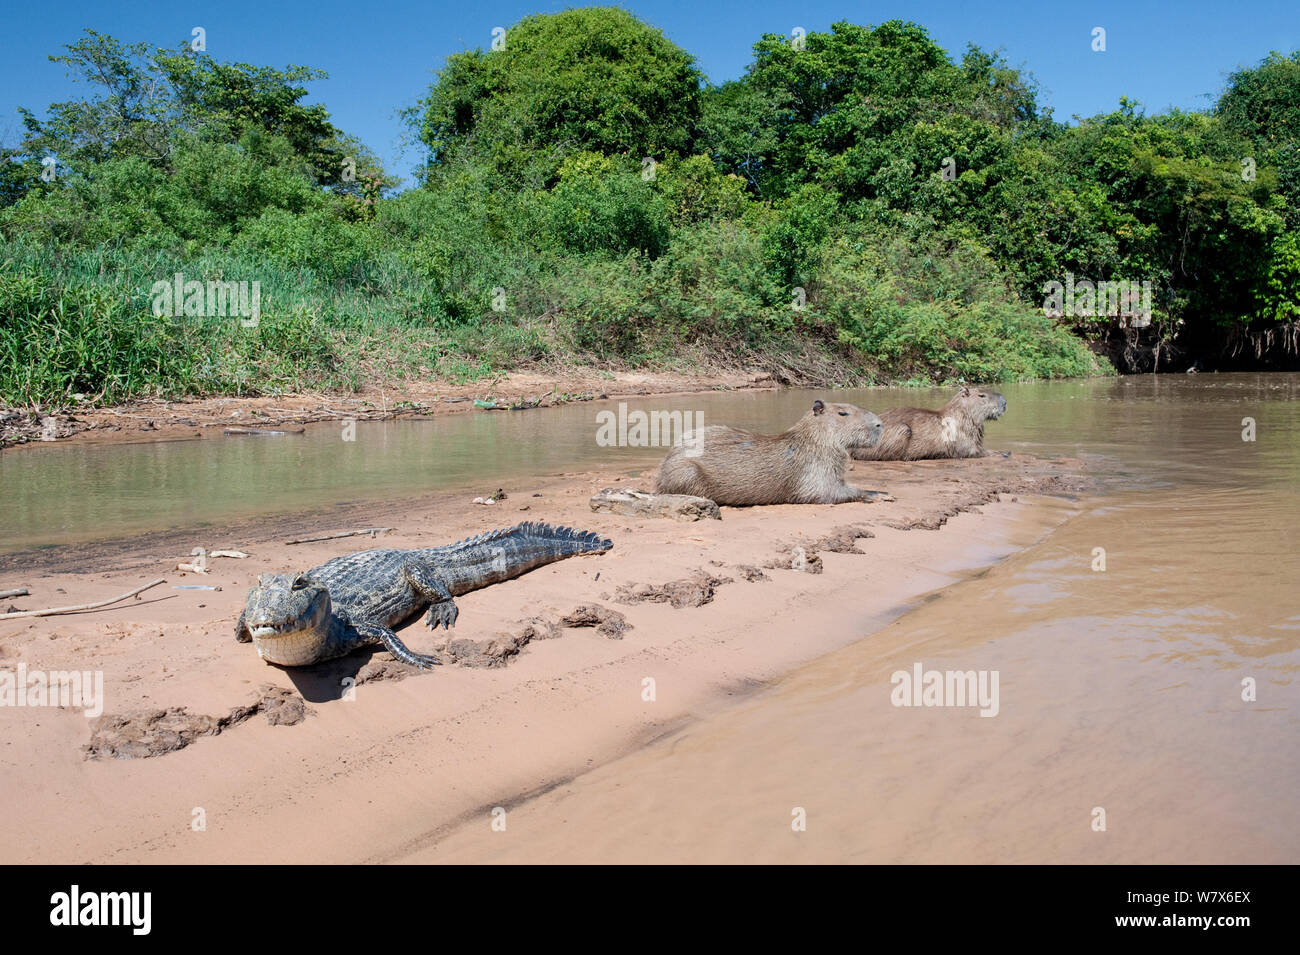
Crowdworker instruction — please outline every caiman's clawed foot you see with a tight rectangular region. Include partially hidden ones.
[425,600,459,630]
[376,627,442,669]
[397,648,442,669]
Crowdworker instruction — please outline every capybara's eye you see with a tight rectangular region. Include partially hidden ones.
[838,411,848,416]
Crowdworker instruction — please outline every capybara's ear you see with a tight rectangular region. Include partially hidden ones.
[960,385,972,396]
[813,400,825,415]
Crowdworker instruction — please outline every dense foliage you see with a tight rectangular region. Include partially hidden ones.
[3,10,1298,407]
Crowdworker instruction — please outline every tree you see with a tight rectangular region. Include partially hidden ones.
[417,7,703,188]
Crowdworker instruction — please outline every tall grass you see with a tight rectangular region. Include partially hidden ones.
[1,192,1107,409]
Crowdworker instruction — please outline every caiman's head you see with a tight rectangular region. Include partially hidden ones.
[242,572,332,663]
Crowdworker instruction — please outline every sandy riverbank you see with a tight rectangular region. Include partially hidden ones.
[0,452,1084,863]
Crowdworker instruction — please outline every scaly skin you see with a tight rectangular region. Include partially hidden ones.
[235,522,612,668]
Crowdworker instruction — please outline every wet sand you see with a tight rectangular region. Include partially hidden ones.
[0,454,1079,863]
[418,486,1299,864]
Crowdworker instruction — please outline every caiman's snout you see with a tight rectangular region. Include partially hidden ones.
[244,574,331,641]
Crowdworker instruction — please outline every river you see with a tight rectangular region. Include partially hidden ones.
[4,373,1298,862]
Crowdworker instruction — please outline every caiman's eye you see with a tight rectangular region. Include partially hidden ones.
[292,576,309,590]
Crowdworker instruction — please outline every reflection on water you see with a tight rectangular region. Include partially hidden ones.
[5,373,1299,552]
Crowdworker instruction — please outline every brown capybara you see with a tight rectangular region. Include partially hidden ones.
[851,386,1007,461]
[655,400,889,506]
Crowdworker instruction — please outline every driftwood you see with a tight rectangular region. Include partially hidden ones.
[590,487,721,522]
[285,527,393,546]
[223,427,305,436]
[0,578,167,620]
[0,588,30,600]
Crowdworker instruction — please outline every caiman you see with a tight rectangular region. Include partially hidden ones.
[235,522,613,668]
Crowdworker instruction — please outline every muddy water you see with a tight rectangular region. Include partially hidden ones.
[412,373,1298,863]
[4,374,1291,552]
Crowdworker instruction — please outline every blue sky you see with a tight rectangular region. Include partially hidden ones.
[2,1,1297,186]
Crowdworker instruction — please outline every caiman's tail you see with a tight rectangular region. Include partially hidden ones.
[436,521,612,590]
[441,521,613,557]
[508,521,613,555]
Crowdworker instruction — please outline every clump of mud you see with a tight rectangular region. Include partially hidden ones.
[798,523,876,554]
[882,472,1085,531]
[84,685,311,759]
[763,547,824,574]
[763,523,875,573]
[355,659,425,684]
[362,607,634,672]
[436,615,565,668]
[560,604,633,639]
[615,570,732,608]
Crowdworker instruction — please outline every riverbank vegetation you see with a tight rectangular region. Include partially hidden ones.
[2,10,1298,407]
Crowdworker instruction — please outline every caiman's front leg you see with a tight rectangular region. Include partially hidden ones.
[353,622,441,669]
[402,561,460,631]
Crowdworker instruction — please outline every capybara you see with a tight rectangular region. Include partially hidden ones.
[851,386,1006,461]
[655,400,888,506]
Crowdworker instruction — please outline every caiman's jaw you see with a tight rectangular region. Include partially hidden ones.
[243,574,333,666]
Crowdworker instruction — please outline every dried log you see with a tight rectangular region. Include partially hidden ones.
[285,528,394,545]
[0,578,167,619]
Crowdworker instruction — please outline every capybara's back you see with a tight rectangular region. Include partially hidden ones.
[853,387,1006,461]
[655,400,884,506]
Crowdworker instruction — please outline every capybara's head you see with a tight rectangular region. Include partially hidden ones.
[807,399,884,449]
[952,386,1007,421]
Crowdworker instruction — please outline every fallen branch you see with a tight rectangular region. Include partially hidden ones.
[0,588,30,600]
[0,578,167,620]
[285,528,393,545]
[223,427,305,436]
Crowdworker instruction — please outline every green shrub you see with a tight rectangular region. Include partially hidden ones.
[543,153,671,257]
[233,206,377,285]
